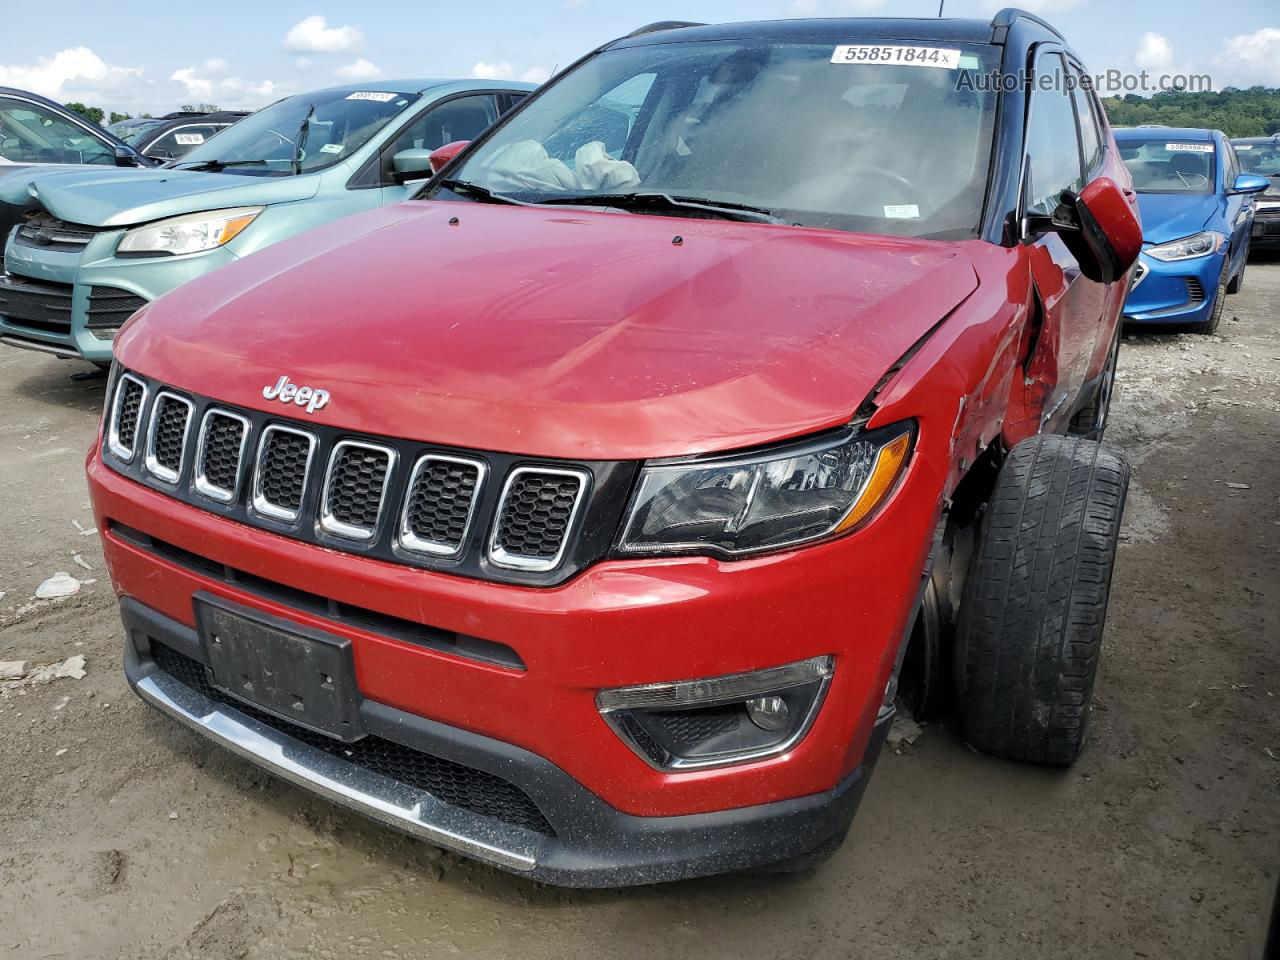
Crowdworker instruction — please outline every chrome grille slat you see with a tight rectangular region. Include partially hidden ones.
[398,455,486,558]
[194,409,251,503]
[320,441,396,541]
[107,374,148,462]
[145,392,194,484]
[489,467,589,572]
[251,425,316,523]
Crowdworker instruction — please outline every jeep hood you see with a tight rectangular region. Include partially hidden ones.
[116,202,978,460]
[1135,192,1222,246]
[8,167,318,227]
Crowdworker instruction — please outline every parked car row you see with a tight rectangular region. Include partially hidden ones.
[0,79,531,364]
[107,110,251,162]
[2,10,1252,887]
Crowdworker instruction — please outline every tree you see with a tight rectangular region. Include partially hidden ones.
[179,103,220,114]
[1101,87,1280,139]
[109,111,131,124]
[63,102,105,125]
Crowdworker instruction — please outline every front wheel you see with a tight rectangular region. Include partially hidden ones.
[955,435,1129,765]
[1192,258,1229,335]
[1069,331,1120,441]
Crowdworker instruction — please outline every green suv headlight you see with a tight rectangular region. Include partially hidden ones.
[117,206,263,257]
[617,423,913,559]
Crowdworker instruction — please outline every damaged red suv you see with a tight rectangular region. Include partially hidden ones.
[88,10,1142,886]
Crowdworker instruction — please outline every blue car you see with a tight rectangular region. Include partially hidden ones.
[1116,126,1269,334]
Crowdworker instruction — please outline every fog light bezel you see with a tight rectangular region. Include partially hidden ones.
[596,655,834,771]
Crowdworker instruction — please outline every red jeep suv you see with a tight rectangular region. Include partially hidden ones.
[88,10,1141,886]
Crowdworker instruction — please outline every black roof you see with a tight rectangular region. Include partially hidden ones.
[612,8,1063,49]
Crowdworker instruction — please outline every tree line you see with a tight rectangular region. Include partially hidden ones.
[1101,87,1280,139]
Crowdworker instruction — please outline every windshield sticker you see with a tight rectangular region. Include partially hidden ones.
[884,204,920,219]
[319,143,345,154]
[831,45,962,69]
[174,133,205,145]
[1166,142,1213,153]
[1236,144,1254,151]
[346,91,397,102]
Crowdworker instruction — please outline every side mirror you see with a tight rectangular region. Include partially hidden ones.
[1231,173,1271,195]
[428,140,470,174]
[113,145,147,168]
[1026,177,1142,285]
[389,148,434,185]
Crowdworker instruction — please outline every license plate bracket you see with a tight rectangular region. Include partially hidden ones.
[194,592,364,742]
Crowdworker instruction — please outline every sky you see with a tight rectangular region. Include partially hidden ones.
[1,0,1277,115]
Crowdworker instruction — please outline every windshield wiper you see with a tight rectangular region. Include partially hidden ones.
[533,192,786,224]
[293,103,316,177]
[169,159,275,172]
[437,178,526,206]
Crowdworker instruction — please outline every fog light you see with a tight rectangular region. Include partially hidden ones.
[746,695,789,731]
[597,656,833,770]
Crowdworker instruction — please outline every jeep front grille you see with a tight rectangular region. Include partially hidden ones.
[100,369,630,586]
[145,392,193,483]
[253,426,315,522]
[490,468,588,572]
[320,441,395,540]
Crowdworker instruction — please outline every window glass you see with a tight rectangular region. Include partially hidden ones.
[1068,66,1101,174]
[144,124,224,160]
[0,97,114,165]
[387,95,498,156]
[1117,138,1216,194]
[1234,142,1280,176]
[445,40,1002,239]
[1025,54,1085,215]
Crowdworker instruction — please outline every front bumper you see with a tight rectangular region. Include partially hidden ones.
[1121,249,1224,326]
[123,596,890,886]
[0,233,235,362]
[1251,210,1280,249]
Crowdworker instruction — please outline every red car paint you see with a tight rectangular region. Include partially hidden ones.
[87,58,1139,874]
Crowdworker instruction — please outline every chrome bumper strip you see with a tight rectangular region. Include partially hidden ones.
[134,670,539,871]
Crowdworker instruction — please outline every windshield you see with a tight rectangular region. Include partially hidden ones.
[109,119,162,145]
[172,89,418,176]
[439,39,1000,238]
[1119,138,1216,194]
[1233,142,1280,178]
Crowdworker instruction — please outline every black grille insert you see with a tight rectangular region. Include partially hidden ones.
[149,395,191,478]
[323,443,392,536]
[401,457,482,555]
[1186,278,1206,303]
[493,470,585,567]
[0,274,74,333]
[255,428,313,518]
[198,412,247,497]
[86,286,148,330]
[15,212,104,252]
[113,377,146,455]
[149,641,551,834]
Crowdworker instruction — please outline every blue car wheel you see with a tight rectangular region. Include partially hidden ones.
[1193,257,1230,335]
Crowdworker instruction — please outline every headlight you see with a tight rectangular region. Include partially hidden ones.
[117,206,263,257]
[617,423,913,558]
[1145,231,1225,262]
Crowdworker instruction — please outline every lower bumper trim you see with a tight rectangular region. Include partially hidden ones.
[0,333,78,358]
[134,669,540,872]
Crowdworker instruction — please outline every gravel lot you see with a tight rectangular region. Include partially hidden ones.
[1,264,1277,960]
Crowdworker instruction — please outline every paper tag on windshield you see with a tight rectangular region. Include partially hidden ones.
[884,204,920,219]
[174,133,205,145]
[1167,142,1213,153]
[346,91,397,102]
[832,45,961,69]
[1236,144,1254,151]
[319,143,345,154]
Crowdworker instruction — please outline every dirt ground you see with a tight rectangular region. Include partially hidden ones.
[1,264,1277,960]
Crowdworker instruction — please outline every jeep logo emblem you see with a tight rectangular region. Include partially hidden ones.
[262,375,330,414]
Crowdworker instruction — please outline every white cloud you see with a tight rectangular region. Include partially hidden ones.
[471,61,549,84]
[335,58,381,81]
[789,0,887,12]
[1214,27,1280,87]
[171,61,278,108]
[170,66,215,101]
[0,46,141,101]
[283,15,363,54]
[1134,32,1174,71]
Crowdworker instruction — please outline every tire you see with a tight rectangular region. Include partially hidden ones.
[1192,258,1229,335]
[1069,330,1119,441]
[1226,257,1245,294]
[955,434,1129,766]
